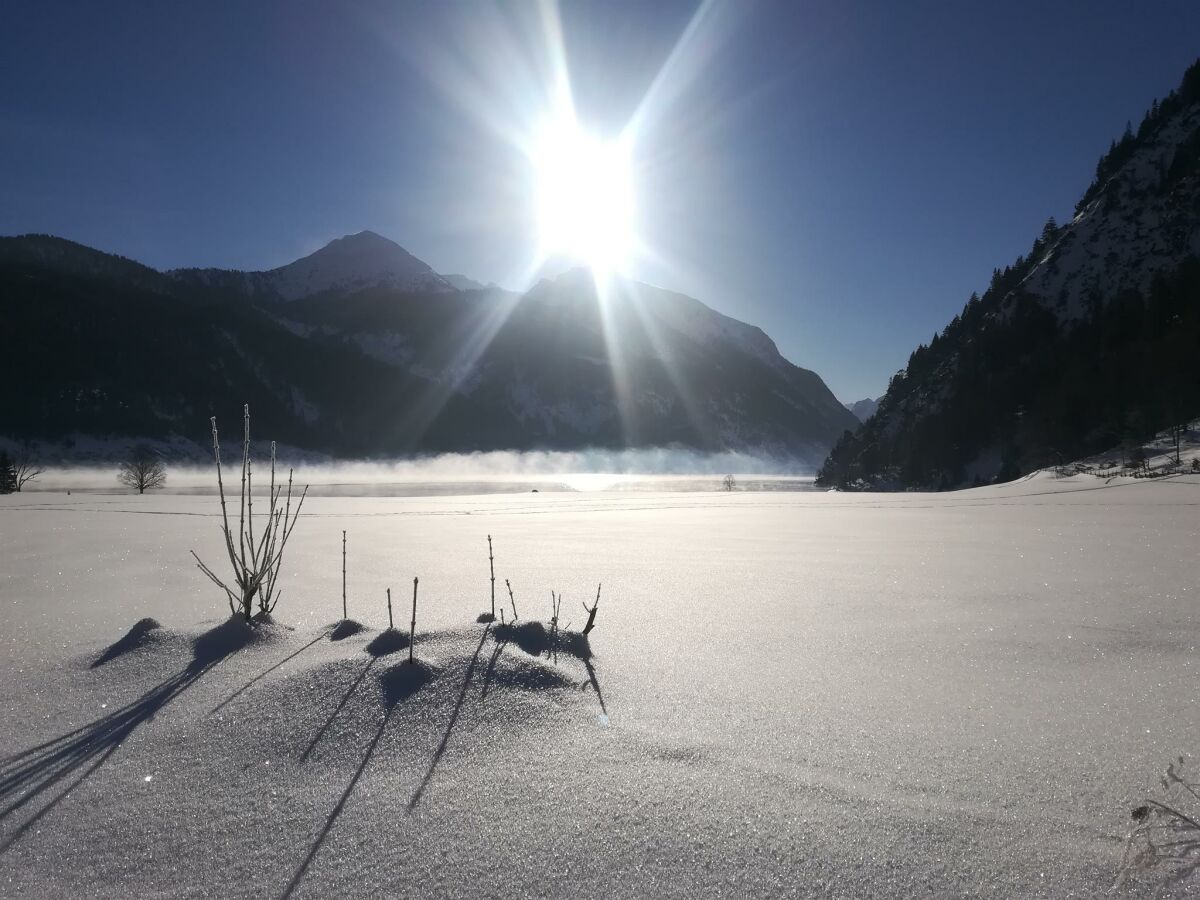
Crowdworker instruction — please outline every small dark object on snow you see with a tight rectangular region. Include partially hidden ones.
[581,583,601,635]
[1131,805,1150,822]
[506,578,518,620]
[409,577,418,665]
[487,535,496,618]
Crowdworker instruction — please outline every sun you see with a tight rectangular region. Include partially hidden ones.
[532,118,635,277]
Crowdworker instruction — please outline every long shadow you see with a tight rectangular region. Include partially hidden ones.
[482,623,604,713]
[299,659,376,763]
[0,617,259,853]
[491,621,592,662]
[581,656,608,718]
[283,703,393,899]
[407,627,491,813]
[282,660,432,899]
[479,634,509,702]
[210,632,328,715]
[90,617,162,668]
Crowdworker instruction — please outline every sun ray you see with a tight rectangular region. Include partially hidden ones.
[376,0,746,446]
[609,277,715,448]
[386,292,521,449]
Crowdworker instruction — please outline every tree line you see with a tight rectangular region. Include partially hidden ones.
[818,255,1200,488]
[1,446,167,495]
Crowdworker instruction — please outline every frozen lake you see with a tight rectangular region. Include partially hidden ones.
[23,469,819,496]
[0,472,1196,897]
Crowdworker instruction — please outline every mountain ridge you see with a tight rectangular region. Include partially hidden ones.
[0,232,857,465]
[169,230,457,300]
[818,57,1200,489]
[844,398,878,423]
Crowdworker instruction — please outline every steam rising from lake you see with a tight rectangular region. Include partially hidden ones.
[22,448,817,494]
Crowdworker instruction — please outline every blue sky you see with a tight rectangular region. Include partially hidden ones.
[2,1,1197,401]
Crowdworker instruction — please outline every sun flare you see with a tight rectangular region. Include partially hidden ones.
[533,118,635,277]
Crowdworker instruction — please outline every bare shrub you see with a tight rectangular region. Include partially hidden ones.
[1117,757,1200,887]
[190,405,307,622]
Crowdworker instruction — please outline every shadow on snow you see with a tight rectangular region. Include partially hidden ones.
[0,616,268,853]
[282,658,433,899]
[90,617,163,668]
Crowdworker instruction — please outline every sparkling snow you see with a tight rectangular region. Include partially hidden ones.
[0,475,1197,897]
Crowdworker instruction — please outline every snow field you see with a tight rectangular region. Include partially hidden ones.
[0,477,1197,897]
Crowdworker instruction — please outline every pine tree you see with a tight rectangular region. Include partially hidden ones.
[0,452,16,494]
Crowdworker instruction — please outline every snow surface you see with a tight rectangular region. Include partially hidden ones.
[1,476,1198,897]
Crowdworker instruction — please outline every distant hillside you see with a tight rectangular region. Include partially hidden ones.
[440,273,501,292]
[170,230,455,300]
[0,233,857,464]
[819,58,1200,489]
[844,398,878,423]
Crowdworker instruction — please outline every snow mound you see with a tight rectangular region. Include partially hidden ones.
[190,614,287,666]
[90,617,163,668]
[328,619,366,641]
[364,627,409,658]
[378,659,438,707]
[492,620,593,661]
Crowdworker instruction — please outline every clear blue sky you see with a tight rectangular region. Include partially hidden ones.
[2,1,1197,401]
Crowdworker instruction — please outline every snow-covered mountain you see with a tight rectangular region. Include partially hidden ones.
[844,398,878,422]
[171,231,456,300]
[1012,98,1200,323]
[440,273,501,292]
[819,58,1200,490]
[263,231,455,299]
[1,234,857,464]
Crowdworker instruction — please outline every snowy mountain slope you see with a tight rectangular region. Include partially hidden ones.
[0,235,857,464]
[1015,96,1200,322]
[262,230,456,299]
[268,268,859,460]
[844,397,878,422]
[170,231,457,301]
[440,272,504,292]
[819,58,1200,490]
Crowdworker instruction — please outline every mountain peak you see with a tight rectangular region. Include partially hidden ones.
[264,231,456,300]
[335,229,391,246]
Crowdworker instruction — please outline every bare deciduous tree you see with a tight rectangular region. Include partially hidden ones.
[12,444,43,492]
[722,474,736,491]
[190,406,308,622]
[1167,420,1189,467]
[117,446,167,494]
